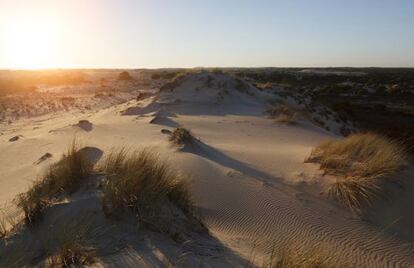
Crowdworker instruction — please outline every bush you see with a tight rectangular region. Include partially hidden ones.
[118,71,133,81]
[276,113,298,125]
[267,104,298,125]
[16,141,93,225]
[169,128,195,145]
[101,148,192,227]
[256,82,273,90]
[306,133,408,213]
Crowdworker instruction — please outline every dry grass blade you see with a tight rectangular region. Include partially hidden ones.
[0,209,9,239]
[306,133,408,213]
[15,140,93,225]
[328,178,384,214]
[101,148,193,225]
[46,216,98,267]
[0,205,21,238]
[261,245,337,268]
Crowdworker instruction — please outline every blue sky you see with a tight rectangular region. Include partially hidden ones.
[0,0,413,68]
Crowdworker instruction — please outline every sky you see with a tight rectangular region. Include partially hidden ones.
[0,0,413,69]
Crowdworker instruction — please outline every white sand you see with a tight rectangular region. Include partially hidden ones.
[0,71,413,266]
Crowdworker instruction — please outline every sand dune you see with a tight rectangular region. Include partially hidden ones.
[0,71,413,266]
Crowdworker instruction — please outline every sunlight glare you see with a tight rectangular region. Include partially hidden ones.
[2,15,62,69]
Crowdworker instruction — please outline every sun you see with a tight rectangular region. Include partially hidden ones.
[1,16,62,69]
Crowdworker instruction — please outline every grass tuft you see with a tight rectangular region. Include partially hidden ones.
[0,209,10,239]
[306,133,408,213]
[256,245,339,268]
[15,141,93,225]
[275,113,298,125]
[101,148,193,227]
[47,248,96,268]
[169,127,195,146]
[270,249,332,268]
[0,215,99,267]
[0,209,15,239]
[46,216,97,267]
[267,104,298,125]
[256,82,273,90]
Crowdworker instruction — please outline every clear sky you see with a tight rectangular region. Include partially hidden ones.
[0,0,413,69]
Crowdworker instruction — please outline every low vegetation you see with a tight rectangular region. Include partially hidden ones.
[256,82,273,90]
[263,247,335,268]
[267,104,298,124]
[101,148,193,228]
[169,127,195,145]
[0,209,13,238]
[46,216,98,267]
[47,245,96,267]
[244,244,339,268]
[0,216,98,267]
[276,113,298,124]
[15,141,93,225]
[0,215,7,239]
[118,71,133,81]
[160,72,187,92]
[0,206,20,239]
[1,140,203,265]
[0,70,86,96]
[306,133,409,213]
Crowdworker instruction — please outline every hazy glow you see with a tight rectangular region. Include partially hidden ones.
[0,0,413,69]
[2,15,62,69]
[0,0,103,70]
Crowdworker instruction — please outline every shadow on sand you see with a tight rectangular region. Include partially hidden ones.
[181,139,278,182]
[122,101,266,117]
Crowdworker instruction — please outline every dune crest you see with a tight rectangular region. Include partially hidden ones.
[0,70,413,267]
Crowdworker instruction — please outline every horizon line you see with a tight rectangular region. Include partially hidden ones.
[1,66,414,71]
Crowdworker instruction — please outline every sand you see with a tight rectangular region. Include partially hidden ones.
[0,71,413,267]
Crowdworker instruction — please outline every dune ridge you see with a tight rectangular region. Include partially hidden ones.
[0,71,413,266]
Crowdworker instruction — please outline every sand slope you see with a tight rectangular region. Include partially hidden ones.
[0,72,413,267]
